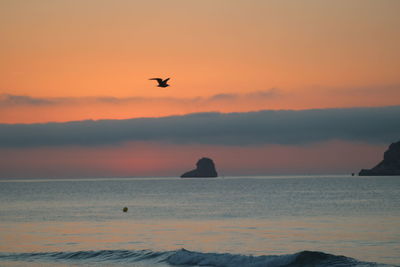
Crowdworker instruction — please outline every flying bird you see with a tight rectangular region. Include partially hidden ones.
[149,78,170,88]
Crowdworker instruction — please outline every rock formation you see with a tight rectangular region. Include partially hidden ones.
[181,157,218,178]
[359,140,400,176]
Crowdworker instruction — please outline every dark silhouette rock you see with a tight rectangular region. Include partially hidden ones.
[181,157,218,178]
[359,140,400,176]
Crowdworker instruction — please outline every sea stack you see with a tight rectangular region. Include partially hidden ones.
[359,140,400,176]
[181,157,218,178]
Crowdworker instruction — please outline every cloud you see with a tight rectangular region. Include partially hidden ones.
[0,94,56,106]
[208,89,280,101]
[209,93,237,101]
[0,89,280,107]
[327,84,400,95]
[1,106,399,148]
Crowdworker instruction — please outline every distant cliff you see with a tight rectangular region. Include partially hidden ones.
[181,157,218,178]
[359,140,400,176]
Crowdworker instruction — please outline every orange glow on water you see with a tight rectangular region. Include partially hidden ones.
[1,217,398,264]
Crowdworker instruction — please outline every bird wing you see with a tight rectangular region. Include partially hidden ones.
[163,78,170,83]
[149,78,163,83]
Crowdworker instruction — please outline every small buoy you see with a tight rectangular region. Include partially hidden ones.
[123,207,128,212]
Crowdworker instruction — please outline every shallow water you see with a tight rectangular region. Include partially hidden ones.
[0,176,399,266]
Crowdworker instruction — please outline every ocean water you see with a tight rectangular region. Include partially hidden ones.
[0,176,399,267]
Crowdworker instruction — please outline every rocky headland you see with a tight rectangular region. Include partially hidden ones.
[181,157,218,178]
[359,140,400,176]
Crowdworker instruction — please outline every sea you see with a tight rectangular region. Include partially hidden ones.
[0,175,399,267]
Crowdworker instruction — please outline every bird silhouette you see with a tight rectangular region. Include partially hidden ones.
[149,78,170,88]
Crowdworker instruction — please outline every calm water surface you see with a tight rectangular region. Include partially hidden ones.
[0,176,399,266]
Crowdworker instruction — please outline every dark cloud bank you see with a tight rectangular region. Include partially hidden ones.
[1,106,399,148]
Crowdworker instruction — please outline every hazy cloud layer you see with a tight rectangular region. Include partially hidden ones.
[1,106,399,148]
[0,89,280,107]
[327,84,400,95]
[0,94,58,106]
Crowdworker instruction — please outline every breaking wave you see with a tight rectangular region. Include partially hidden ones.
[0,249,395,266]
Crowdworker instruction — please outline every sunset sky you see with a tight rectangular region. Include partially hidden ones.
[1,0,400,178]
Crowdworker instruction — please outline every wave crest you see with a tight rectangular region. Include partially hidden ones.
[166,249,362,267]
[0,249,392,267]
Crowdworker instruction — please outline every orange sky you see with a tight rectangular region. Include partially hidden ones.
[1,0,399,124]
[0,1,399,177]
